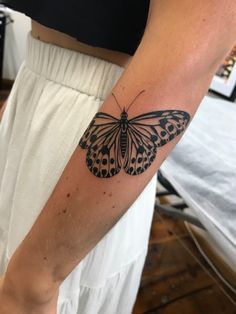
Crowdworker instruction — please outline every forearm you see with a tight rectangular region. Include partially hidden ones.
[4,0,236,305]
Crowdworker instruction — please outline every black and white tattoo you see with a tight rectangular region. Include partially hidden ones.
[79,90,190,178]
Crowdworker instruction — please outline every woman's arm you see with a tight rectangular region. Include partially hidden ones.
[3,0,236,308]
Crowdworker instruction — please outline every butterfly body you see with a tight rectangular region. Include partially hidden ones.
[79,107,190,178]
[120,109,129,158]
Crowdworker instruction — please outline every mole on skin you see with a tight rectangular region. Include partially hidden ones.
[67,193,70,198]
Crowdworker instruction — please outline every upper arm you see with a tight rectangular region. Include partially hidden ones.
[141,0,236,83]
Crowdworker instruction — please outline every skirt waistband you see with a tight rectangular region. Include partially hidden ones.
[24,32,124,101]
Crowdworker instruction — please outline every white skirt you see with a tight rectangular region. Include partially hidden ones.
[0,33,157,314]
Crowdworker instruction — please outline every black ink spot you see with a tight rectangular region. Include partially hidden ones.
[90,134,97,142]
[111,168,116,175]
[169,134,174,140]
[101,146,109,154]
[102,169,107,177]
[137,146,145,154]
[144,157,147,162]
[137,167,142,173]
[168,125,174,132]
[160,139,166,145]
[93,145,98,151]
[151,135,158,142]
[129,167,134,172]
[160,118,167,125]
[131,158,136,163]
[93,153,96,158]
[96,159,100,164]
[87,159,93,166]
[144,164,149,169]
[102,158,108,165]
[148,152,151,156]
[150,156,155,162]
[161,131,166,137]
[138,157,143,163]
[80,141,87,149]
[110,158,115,164]
[92,168,98,175]
[67,193,70,198]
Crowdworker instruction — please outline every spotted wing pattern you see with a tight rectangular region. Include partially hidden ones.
[79,112,122,178]
[79,110,190,178]
[124,110,190,175]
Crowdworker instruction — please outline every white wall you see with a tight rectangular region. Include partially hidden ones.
[3,10,31,80]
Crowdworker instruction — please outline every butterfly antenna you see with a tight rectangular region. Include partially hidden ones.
[127,89,146,112]
[111,92,123,112]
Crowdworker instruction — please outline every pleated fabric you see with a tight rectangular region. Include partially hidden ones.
[0,33,157,314]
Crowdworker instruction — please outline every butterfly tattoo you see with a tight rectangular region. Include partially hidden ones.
[79,90,190,178]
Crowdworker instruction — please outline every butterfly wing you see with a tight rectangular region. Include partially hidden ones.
[124,110,190,175]
[79,112,122,178]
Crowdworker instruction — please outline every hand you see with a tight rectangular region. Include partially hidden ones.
[0,274,59,314]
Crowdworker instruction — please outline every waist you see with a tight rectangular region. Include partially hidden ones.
[24,32,125,101]
[31,20,132,69]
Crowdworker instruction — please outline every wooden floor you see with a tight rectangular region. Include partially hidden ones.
[133,196,236,314]
[1,83,236,314]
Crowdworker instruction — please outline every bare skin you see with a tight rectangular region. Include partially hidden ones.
[31,20,132,68]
